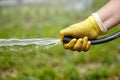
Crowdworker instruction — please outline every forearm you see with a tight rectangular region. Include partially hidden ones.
[96,0,120,30]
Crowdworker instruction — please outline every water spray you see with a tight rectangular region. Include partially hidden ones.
[63,30,120,45]
[0,31,119,48]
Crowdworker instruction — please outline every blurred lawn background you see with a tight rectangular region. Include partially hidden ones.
[0,0,120,80]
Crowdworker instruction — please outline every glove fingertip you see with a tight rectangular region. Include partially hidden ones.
[64,38,77,49]
[58,34,64,42]
[84,41,91,52]
[82,37,88,50]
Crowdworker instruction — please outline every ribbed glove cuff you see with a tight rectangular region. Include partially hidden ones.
[92,13,108,34]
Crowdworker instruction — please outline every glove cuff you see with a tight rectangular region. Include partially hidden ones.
[92,13,108,34]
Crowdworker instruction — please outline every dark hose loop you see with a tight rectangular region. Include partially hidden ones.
[63,31,120,45]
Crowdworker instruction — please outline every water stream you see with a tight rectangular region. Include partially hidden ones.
[0,38,60,48]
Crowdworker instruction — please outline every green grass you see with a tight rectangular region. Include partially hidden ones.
[0,0,120,80]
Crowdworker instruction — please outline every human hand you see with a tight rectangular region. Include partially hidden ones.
[59,13,107,51]
[63,37,91,52]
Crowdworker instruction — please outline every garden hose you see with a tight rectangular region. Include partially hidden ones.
[63,30,120,45]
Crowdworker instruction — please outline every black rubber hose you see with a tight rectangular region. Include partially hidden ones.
[63,31,120,45]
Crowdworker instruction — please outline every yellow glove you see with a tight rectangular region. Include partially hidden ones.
[64,37,91,52]
[59,13,108,51]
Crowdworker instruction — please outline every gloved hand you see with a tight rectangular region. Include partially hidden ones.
[59,13,108,51]
[63,37,91,52]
